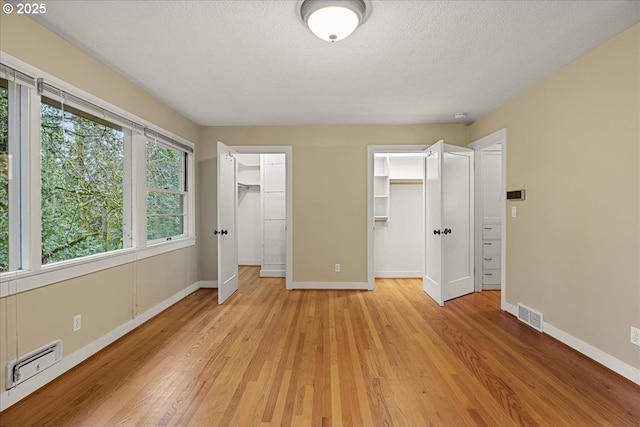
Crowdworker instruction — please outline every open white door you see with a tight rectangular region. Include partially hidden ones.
[217,141,239,304]
[423,141,474,306]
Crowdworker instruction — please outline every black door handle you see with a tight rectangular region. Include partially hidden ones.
[433,229,441,235]
[443,228,452,235]
[214,230,228,235]
[221,229,228,235]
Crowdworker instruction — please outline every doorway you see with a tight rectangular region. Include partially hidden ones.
[469,129,507,309]
[216,144,293,305]
[368,142,475,305]
[373,152,425,278]
[236,152,287,278]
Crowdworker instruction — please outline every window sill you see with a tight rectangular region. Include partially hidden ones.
[0,236,196,297]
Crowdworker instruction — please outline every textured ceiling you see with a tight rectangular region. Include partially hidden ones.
[29,1,640,126]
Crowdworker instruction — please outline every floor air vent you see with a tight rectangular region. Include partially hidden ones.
[517,303,544,332]
[5,340,62,389]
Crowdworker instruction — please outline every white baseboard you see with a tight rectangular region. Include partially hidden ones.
[239,260,260,266]
[260,269,285,278]
[501,301,639,385]
[291,281,371,290]
[0,281,200,412]
[543,322,639,385]
[198,280,218,289]
[374,271,422,278]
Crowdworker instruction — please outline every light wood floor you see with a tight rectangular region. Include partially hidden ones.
[1,267,638,426]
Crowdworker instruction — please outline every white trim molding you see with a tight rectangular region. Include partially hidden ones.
[0,280,202,412]
[502,301,639,385]
[260,270,286,278]
[374,271,422,278]
[543,322,640,385]
[198,281,218,289]
[292,281,371,290]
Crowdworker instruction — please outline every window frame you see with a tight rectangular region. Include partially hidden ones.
[145,139,189,243]
[39,95,132,265]
[0,55,195,297]
[1,77,32,274]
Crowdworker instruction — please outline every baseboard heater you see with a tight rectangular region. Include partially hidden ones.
[517,303,544,332]
[5,340,63,389]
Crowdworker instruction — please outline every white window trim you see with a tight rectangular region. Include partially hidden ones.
[0,53,196,297]
[145,140,190,243]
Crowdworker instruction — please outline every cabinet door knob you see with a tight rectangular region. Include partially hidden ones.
[433,229,441,235]
[443,228,452,235]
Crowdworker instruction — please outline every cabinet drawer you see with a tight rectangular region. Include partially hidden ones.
[482,225,501,239]
[482,254,500,269]
[482,240,501,255]
[482,269,501,285]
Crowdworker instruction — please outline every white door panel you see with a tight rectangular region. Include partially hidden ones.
[217,141,239,304]
[423,142,443,305]
[423,141,474,305]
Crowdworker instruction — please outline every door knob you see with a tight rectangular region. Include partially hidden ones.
[221,229,228,235]
[214,229,229,235]
[214,230,220,235]
[443,228,452,235]
[433,229,441,235]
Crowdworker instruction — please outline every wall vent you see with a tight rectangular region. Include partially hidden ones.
[517,303,544,332]
[5,340,62,389]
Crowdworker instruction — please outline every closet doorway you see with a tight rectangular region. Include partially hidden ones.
[233,146,293,289]
[368,145,427,289]
[373,152,425,278]
[469,129,507,309]
[367,143,475,306]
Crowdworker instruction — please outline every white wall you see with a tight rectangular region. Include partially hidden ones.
[237,154,261,265]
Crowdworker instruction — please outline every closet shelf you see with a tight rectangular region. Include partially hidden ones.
[390,178,423,184]
[238,162,260,169]
[238,182,259,191]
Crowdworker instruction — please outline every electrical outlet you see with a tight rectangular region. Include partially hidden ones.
[73,314,82,332]
[631,326,640,347]
[334,263,341,273]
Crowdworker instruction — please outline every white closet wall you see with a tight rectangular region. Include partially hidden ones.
[261,154,286,277]
[237,154,261,265]
[374,155,424,278]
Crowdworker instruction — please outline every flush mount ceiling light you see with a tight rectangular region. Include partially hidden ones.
[300,0,367,42]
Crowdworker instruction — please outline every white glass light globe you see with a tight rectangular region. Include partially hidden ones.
[307,6,360,42]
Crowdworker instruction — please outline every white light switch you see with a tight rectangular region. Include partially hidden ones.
[511,206,517,218]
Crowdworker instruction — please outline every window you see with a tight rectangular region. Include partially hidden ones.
[0,62,194,292]
[0,79,8,271]
[146,141,186,241]
[40,97,127,264]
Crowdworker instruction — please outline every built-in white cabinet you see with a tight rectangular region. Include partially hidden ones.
[261,154,286,277]
[482,221,501,287]
[374,155,390,221]
[479,149,502,289]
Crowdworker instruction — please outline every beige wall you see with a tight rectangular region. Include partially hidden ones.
[198,125,468,283]
[197,158,218,281]
[469,24,640,368]
[0,12,200,395]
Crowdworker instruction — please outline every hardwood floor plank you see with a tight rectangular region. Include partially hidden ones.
[1,267,638,427]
